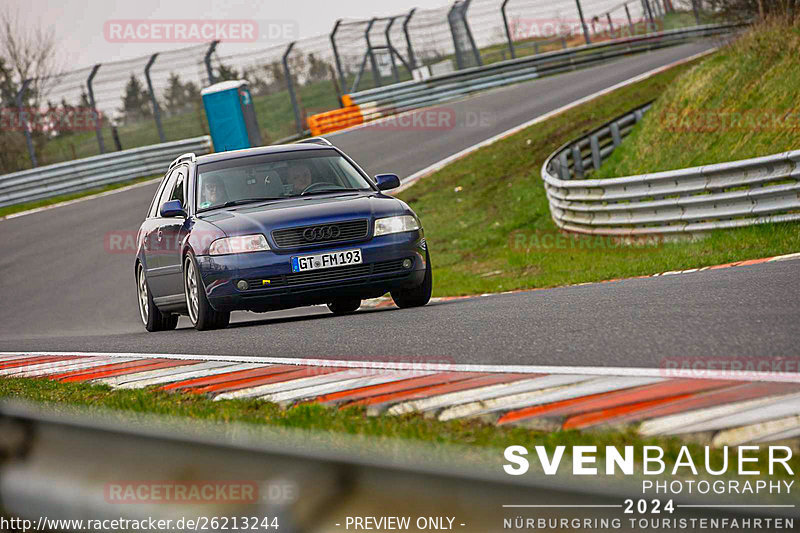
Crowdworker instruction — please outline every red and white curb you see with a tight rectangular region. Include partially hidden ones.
[361,251,800,309]
[2,352,799,446]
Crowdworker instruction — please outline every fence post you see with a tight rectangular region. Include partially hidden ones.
[204,40,219,85]
[642,0,655,29]
[574,0,592,45]
[330,20,347,94]
[282,42,303,135]
[447,4,465,70]
[87,64,106,155]
[384,17,400,83]
[624,3,634,34]
[365,18,382,88]
[460,0,483,67]
[501,0,516,59]
[144,53,166,143]
[15,79,37,168]
[691,0,701,25]
[402,9,417,71]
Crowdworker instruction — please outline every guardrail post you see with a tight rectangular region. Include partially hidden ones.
[590,134,601,171]
[501,0,516,59]
[204,40,219,85]
[87,64,106,155]
[460,0,483,67]
[145,54,166,143]
[574,0,592,45]
[282,42,303,135]
[330,20,348,95]
[365,18,382,88]
[384,17,400,83]
[571,145,584,178]
[403,9,417,71]
[15,79,37,168]
[610,121,622,147]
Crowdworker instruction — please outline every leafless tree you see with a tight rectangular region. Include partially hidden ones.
[0,7,62,107]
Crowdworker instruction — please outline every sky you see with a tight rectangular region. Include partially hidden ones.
[9,0,430,72]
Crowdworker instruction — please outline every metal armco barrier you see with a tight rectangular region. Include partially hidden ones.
[1,401,794,533]
[0,136,212,209]
[308,23,742,136]
[541,104,800,235]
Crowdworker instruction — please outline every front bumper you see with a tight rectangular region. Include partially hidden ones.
[195,230,427,312]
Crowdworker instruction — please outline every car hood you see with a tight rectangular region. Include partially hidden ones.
[198,192,409,238]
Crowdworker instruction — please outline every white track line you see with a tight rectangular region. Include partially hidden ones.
[3,352,797,384]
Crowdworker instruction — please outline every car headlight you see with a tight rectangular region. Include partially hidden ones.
[209,234,270,255]
[374,215,420,236]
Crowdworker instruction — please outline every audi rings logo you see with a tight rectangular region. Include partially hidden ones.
[303,225,341,242]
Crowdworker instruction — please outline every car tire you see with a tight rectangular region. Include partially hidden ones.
[184,253,230,331]
[327,298,361,315]
[391,249,432,309]
[137,262,179,332]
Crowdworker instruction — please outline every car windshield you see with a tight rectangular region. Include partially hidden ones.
[196,149,373,212]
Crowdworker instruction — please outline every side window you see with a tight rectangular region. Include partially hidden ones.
[148,174,172,218]
[155,169,180,217]
[170,168,186,206]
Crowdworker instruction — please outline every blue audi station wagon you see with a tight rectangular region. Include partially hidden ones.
[135,138,432,331]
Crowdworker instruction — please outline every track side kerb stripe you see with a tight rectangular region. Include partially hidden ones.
[3,353,799,384]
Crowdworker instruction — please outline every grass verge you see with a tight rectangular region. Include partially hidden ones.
[594,18,800,177]
[0,174,159,219]
[1,377,796,480]
[398,40,800,297]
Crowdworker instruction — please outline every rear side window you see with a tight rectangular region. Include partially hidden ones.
[169,168,186,206]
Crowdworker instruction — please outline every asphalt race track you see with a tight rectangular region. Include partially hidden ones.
[3,39,797,367]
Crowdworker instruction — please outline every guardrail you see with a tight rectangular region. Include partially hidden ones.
[308,22,743,136]
[0,136,212,209]
[1,401,794,533]
[541,104,800,235]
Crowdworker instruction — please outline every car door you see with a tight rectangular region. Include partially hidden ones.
[158,165,190,299]
[146,168,181,298]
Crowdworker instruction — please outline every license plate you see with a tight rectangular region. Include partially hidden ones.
[291,249,362,273]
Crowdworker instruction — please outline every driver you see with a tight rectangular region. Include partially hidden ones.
[286,162,313,194]
[199,177,227,209]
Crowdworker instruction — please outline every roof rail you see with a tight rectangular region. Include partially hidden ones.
[169,153,196,169]
[296,137,333,147]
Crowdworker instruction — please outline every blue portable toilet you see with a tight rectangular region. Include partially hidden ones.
[201,80,262,152]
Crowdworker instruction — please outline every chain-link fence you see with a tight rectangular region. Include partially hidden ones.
[3,0,713,175]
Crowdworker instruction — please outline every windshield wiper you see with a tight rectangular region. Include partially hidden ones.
[221,197,282,208]
[299,188,364,196]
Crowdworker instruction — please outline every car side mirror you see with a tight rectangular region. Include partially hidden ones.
[375,173,401,191]
[160,199,187,218]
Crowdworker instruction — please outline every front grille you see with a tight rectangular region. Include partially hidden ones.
[242,258,409,291]
[272,219,369,248]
